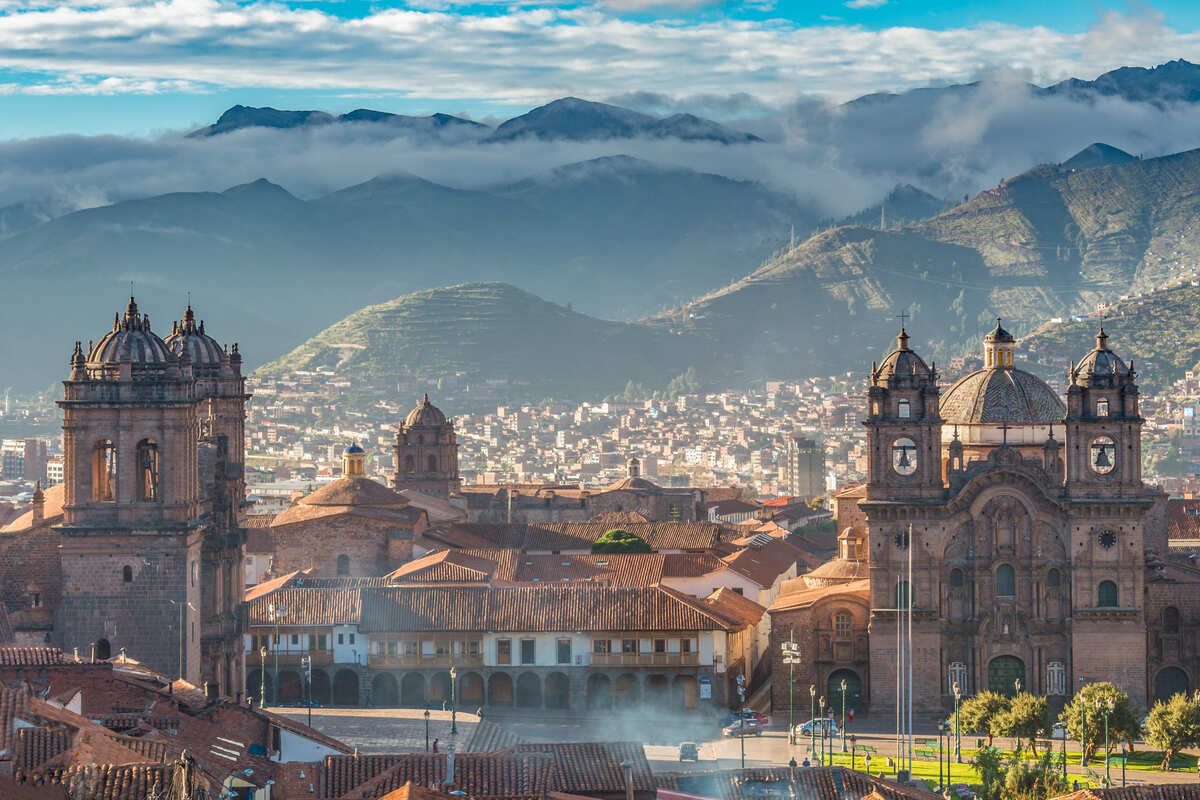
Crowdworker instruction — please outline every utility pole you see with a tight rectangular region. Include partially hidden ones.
[736,674,746,769]
[782,636,800,746]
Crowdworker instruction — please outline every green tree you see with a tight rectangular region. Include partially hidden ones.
[972,746,1005,799]
[1144,692,1200,770]
[955,690,1010,747]
[993,692,1049,756]
[591,529,652,554]
[1058,682,1139,761]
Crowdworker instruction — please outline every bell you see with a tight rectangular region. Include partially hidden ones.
[1094,446,1111,469]
[896,448,911,468]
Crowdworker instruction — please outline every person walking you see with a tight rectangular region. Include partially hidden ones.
[433,739,439,753]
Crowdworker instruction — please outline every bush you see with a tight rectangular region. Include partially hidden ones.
[591,529,653,554]
[955,690,1011,747]
[1144,692,1200,770]
[1058,682,1139,761]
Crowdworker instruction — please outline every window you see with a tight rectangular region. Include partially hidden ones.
[1047,661,1066,696]
[93,440,117,502]
[949,661,968,693]
[1098,580,1118,607]
[469,640,481,657]
[897,399,911,419]
[405,455,415,473]
[892,437,918,476]
[1047,568,1061,588]
[996,564,1015,597]
[316,634,328,651]
[681,638,694,654]
[349,633,355,645]
[427,455,438,472]
[520,638,536,665]
[949,569,964,588]
[136,439,159,501]
[654,638,667,653]
[1097,398,1109,417]
[337,633,344,645]
[336,555,350,576]
[1164,606,1181,634]
[497,639,512,664]
[122,566,133,583]
[593,639,611,654]
[834,611,852,636]
[386,640,397,656]
[291,634,299,646]
[190,561,198,587]
[557,639,572,664]
[622,639,638,654]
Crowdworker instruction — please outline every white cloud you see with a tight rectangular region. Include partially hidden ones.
[844,0,886,8]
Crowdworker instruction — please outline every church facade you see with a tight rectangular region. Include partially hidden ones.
[770,323,1176,715]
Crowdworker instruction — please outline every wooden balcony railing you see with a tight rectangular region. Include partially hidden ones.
[368,654,485,668]
[251,650,333,667]
[589,653,700,667]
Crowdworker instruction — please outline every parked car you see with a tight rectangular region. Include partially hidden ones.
[722,719,765,737]
[679,742,700,761]
[793,717,839,737]
[1051,722,1067,740]
[718,709,769,727]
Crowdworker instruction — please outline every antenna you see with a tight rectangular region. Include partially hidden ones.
[895,311,909,330]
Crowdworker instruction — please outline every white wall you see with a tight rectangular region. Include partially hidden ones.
[277,727,343,763]
[481,631,716,666]
[661,568,764,603]
[333,625,361,664]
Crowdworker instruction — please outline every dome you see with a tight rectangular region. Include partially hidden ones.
[88,297,175,366]
[1071,328,1132,388]
[942,367,1064,425]
[404,394,447,427]
[871,329,934,388]
[344,443,365,454]
[164,306,224,366]
[984,320,1015,344]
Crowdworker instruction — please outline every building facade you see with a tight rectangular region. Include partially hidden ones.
[785,435,824,501]
[393,395,461,499]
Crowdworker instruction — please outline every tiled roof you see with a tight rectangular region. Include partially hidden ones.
[428,523,726,553]
[512,554,667,587]
[463,720,525,753]
[244,514,275,528]
[321,751,552,800]
[1052,790,1200,800]
[299,477,412,508]
[246,569,307,602]
[388,550,509,584]
[0,647,65,666]
[655,767,940,800]
[246,587,362,626]
[662,553,726,578]
[516,742,653,794]
[719,539,804,587]
[380,781,470,800]
[769,578,870,613]
[13,726,68,771]
[1,483,65,533]
[941,367,1064,425]
[14,764,171,800]
[703,588,766,628]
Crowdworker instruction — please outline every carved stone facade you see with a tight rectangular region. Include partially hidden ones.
[392,395,461,499]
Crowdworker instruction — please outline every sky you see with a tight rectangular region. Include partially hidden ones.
[1,0,1200,136]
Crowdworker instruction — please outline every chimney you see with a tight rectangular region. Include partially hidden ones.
[31,482,44,525]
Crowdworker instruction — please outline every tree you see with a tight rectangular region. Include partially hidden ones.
[993,692,1049,756]
[1058,682,1140,761]
[1144,692,1200,770]
[591,529,652,554]
[955,690,1010,747]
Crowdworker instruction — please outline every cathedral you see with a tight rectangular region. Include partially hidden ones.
[769,322,1188,715]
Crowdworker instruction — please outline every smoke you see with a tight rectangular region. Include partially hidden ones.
[2,84,1200,228]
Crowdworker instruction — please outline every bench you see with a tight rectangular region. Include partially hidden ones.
[854,744,876,753]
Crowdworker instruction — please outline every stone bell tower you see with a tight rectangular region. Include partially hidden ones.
[393,395,460,498]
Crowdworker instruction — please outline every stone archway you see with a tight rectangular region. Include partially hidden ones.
[1155,667,1190,704]
[401,673,427,706]
[278,670,303,703]
[587,674,612,709]
[373,673,399,706]
[545,672,570,709]
[430,672,452,705]
[310,670,331,706]
[489,673,514,705]
[332,669,360,706]
[645,674,669,707]
[987,656,1025,696]
[827,669,862,713]
[460,672,485,705]
[516,672,542,708]
[614,673,639,707]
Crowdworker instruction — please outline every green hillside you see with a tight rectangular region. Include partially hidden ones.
[258,282,694,398]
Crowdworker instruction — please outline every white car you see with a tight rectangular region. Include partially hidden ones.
[794,717,839,737]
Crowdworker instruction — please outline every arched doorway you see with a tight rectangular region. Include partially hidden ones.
[310,670,331,705]
[460,672,485,705]
[988,656,1025,696]
[430,672,452,705]
[516,672,542,707]
[373,673,399,706]
[278,670,302,703]
[587,674,612,709]
[614,673,639,707]
[401,673,427,706]
[332,669,360,706]
[645,674,669,707]
[545,672,570,709]
[489,673,513,705]
[1155,667,1190,704]
[672,675,698,709]
[828,669,863,712]
[94,639,111,661]
[247,670,272,706]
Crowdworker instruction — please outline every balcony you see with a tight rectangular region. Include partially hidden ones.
[250,649,333,667]
[590,652,700,667]
[368,654,485,669]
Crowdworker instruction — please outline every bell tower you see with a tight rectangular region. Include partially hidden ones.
[1064,328,1143,497]
[865,328,944,500]
[393,394,460,498]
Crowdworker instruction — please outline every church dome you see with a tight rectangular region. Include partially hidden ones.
[88,297,174,366]
[344,443,365,454]
[404,394,447,427]
[164,306,224,366]
[871,329,934,388]
[1071,328,1132,388]
[942,368,1064,425]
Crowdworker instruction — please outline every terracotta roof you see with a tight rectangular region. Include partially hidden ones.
[246,569,308,601]
[801,558,869,586]
[768,579,870,613]
[703,588,766,628]
[0,773,68,799]
[719,539,804,587]
[0,647,66,666]
[397,489,468,524]
[464,720,526,753]
[661,554,726,578]
[941,367,1064,425]
[388,550,508,584]
[300,477,412,508]
[380,781,469,800]
[604,476,666,492]
[14,764,171,800]
[1051,789,1200,800]
[517,741,653,794]
[13,726,69,771]
[655,767,940,800]
[246,587,363,626]
[1,483,65,533]
[244,514,275,528]
[512,554,666,587]
[322,751,551,800]
[428,523,726,552]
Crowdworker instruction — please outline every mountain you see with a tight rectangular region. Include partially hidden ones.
[488,97,761,143]
[1044,59,1200,105]
[189,105,488,138]
[0,157,814,390]
[1061,142,1137,171]
[834,184,948,229]
[645,144,1200,382]
[258,282,694,397]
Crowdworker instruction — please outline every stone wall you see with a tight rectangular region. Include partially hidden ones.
[272,516,414,577]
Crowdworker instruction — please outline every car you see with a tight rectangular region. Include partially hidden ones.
[722,719,765,737]
[679,742,699,761]
[718,709,769,727]
[793,717,839,737]
[1051,722,1067,740]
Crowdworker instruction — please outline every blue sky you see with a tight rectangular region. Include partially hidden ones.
[1,0,1199,137]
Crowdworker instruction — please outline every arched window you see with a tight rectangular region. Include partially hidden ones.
[1098,580,1118,607]
[996,564,1015,597]
[1097,398,1109,417]
[897,399,911,419]
[122,566,133,583]
[336,555,350,576]
[94,639,111,660]
[1047,568,1061,588]
[93,440,117,502]
[405,455,415,473]
[427,455,438,472]
[834,611,852,637]
[1164,606,1181,634]
[949,569,964,588]
[895,580,910,608]
[136,439,159,502]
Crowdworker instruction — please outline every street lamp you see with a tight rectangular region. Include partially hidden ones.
[781,638,801,746]
[1097,696,1114,784]
[952,681,962,763]
[268,602,286,705]
[818,696,826,767]
[1080,678,1089,768]
[450,665,458,736]
[840,679,847,753]
[937,720,945,789]
[424,706,431,751]
[259,646,267,709]
[849,735,857,772]
[301,655,312,727]
[736,673,747,769]
[809,685,816,764]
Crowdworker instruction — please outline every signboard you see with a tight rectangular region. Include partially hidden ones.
[699,677,712,700]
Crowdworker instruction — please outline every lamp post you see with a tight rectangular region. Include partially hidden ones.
[782,638,800,746]
[736,674,746,769]
[1080,678,1089,768]
[938,720,945,789]
[809,685,816,764]
[818,696,826,767]
[1120,745,1126,787]
[1061,720,1067,782]
[168,598,184,680]
[301,655,312,727]
[424,706,431,751]
[841,679,847,753]
[850,735,857,772]
[1098,696,1114,784]
[952,681,962,763]
[269,602,286,705]
[259,646,267,709]
[450,665,458,736]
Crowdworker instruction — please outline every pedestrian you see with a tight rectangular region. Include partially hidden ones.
[802,758,810,768]
[443,700,449,711]
[433,739,439,753]
[1072,780,1079,791]
[477,706,484,720]
[788,757,797,769]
